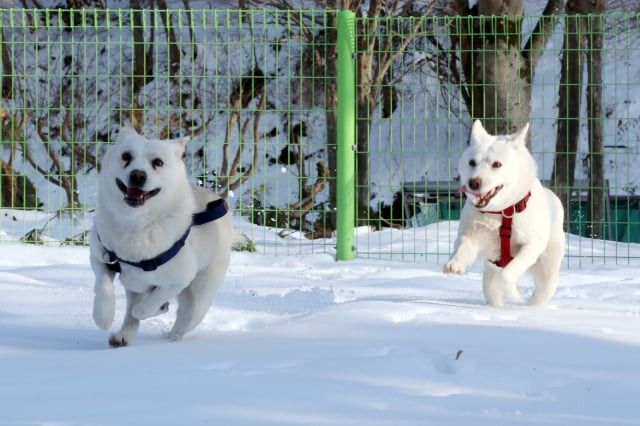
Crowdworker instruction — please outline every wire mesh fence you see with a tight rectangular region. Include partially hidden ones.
[353,12,640,265]
[0,8,337,256]
[0,8,639,264]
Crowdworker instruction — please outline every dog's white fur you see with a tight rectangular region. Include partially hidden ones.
[444,120,565,306]
[90,127,232,345]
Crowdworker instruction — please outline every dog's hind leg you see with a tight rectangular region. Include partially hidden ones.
[482,264,504,307]
[529,261,555,306]
[131,283,187,321]
[109,290,143,347]
[530,234,564,306]
[168,261,228,341]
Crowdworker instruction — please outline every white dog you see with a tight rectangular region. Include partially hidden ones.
[444,120,565,306]
[90,128,233,346]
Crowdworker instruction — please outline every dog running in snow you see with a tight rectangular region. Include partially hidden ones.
[444,120,565,307]
[90,128,233,346]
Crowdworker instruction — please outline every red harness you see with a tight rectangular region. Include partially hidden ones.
[482,192,531,268]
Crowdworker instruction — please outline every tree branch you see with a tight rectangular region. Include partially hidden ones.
[228,88,267,193]
[523,0,566,69]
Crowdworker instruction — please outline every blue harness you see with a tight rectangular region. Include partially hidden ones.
[100,199,228,273]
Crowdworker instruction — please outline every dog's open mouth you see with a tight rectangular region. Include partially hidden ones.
[116,178,161,208]
[460,184,504,209]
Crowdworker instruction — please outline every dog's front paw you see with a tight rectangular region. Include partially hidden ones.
[444,258,466,275]
[93,296,115,330]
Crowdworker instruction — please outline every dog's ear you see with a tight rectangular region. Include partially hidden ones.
[119,126,139,138]
[511,122,529,145]
[174,135,191,146]
[172,135,190,151]
[170,135,190,157]
[116,126,140,144]
[470,120,490,145]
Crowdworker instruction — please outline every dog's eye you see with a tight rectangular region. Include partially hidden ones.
[152,158,164,169]
[468,159,477,167]
[492,161,502,169]
[121,151,132,166]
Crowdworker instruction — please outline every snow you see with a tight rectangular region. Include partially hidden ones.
[2,217,640,425]
[1,4,640,423]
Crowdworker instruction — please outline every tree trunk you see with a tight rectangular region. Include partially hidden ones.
[355,22,383,225]
[585,3,606,239]
[130,3,154,94]
[551,11,586,230]
[1,30,13,100]
[356,100,372,224]
[324,15,339,230]
[471,1,528,135]
[1,111,40,209]
[355,17,375,225]
[156,2,181,77]
[471,20,529,136]
[454,0,564,139]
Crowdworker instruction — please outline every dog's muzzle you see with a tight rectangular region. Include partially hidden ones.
[116,177,161,208]
[460,184,504,209]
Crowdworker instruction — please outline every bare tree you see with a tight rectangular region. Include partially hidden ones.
[129,3,154,99]
[451,0,565,136]
[128,4,181,89]
[585,1,606,238]
[247,0,442,226]
[0,109,40,209]
[353,1,440,224]
[551,0,606,237]
[156,1,182,77]
[1,30,14,100]
[551,5,586,224]
[219,68,267,198]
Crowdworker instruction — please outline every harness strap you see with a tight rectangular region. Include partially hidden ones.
[192,199,229,226]
[481,192,531,268]
[100,198,228,272]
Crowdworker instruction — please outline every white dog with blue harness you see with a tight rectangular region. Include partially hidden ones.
[90,127,233,346]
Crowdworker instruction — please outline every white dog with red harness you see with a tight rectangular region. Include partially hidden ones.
[90,128,233,346]
[444,120,565,307]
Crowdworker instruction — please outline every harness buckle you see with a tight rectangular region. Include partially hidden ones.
[102,251,119,265]
[499,225,512,238]
[139,259,159,272]
[501,206,515,219]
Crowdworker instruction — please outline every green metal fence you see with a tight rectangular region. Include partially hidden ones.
[0,8,639,265]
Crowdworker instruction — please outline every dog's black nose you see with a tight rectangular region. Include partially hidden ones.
[129,170,147,188]
[468,177,482,191]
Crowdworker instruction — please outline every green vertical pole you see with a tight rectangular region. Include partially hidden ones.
[336,10,356,261]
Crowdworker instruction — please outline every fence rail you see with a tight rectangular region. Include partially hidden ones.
[0,8,639,265]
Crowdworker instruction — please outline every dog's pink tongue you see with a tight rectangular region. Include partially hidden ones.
[459,186,483,205]
[126,187,145,199]
[460,186,479,196]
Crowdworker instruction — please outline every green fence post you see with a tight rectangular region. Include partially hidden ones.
[336,10,356,261]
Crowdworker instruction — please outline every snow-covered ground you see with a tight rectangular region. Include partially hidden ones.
[1,217,640,425]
